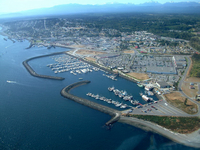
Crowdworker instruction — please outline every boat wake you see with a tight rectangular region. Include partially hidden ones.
[6,80,27,86]
[6,80,17,84]
[5,44,13,49]
[6,80,32,87]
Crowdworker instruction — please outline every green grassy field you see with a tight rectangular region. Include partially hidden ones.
[190,54,200,77]
[127,114,200,134]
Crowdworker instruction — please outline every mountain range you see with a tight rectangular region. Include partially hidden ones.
[1,2,200,18]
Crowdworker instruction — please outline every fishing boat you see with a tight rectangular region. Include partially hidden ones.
[120,104,127,109]
[147,91,154,96]
[131,100,139,105]
[145,86,153,91]
[137,83,144,88]
[115,103,122,107]
[142,95,150,102]
[108,86,115,92]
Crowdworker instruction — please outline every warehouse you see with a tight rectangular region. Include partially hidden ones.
[156,81,171,88]
[146,66,177,74]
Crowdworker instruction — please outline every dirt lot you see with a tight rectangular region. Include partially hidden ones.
[181,82,198,98]
[127,72,149,80]
[164,92,197,114]
[85,57,96,62]
[68,45,85,48]
[123,50,135,54]
[185,77,200,83]
[76,49,106,55]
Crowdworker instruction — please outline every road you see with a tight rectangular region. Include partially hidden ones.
[178,56,191,91]
[119,55,200,148]
[178,56,200,116]
[120,55,200,148]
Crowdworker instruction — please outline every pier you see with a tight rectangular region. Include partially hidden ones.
[60,80,121,126]
[23,52,65,80]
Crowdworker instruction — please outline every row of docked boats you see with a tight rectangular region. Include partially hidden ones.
[103,74,117,81]
[108,87,139,105]
[47,55,100,75]
[86,92,130,109]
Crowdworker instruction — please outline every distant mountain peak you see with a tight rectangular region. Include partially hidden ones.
[145,1,159,3]
[1,2,200,18]
[139,1,161,6]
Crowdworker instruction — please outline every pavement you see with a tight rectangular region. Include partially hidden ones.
[122,99,196,117]
[119,56,200,148]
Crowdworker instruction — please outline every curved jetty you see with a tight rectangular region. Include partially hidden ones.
[60,81,120,126]
[23,52,65,80]
[60,81,200,148]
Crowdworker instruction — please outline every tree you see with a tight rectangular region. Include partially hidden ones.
[184,98,188,105]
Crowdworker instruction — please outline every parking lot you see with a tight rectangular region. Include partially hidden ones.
[123,100,189,116]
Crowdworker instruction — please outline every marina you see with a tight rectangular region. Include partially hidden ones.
[22,52,65,80]
[60,81,120,126]
[86,92,134,109]
[85,86,141,109]
[108,86,138,103]
[47,54,100,75]
[0,28,199,150]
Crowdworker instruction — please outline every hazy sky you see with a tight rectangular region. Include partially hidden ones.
[0,0,200,14]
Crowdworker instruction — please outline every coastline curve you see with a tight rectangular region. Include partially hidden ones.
[23,52,65,80]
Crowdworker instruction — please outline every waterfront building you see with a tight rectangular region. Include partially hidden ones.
[156,81,171,88]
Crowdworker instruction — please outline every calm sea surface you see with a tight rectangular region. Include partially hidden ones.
[0,32,198,149]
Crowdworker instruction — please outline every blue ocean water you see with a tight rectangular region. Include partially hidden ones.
[0,34,198,150]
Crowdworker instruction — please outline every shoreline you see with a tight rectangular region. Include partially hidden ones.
[61,80,200,148]
[119,116,200,148]
[66,51,139,83]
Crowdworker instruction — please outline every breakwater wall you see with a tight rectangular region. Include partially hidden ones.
[26,42,33,49]
[60,80,120,125]
[23,52,65,80]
